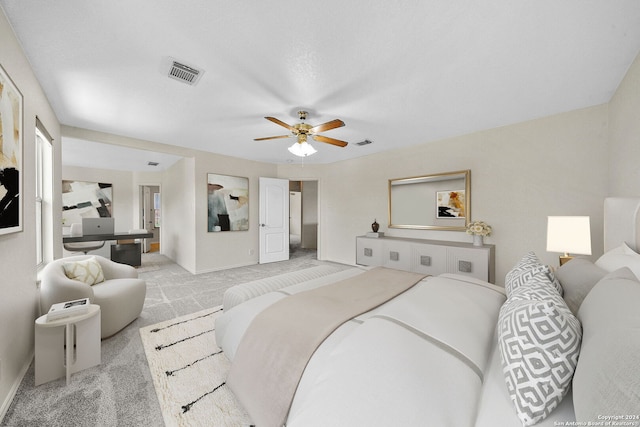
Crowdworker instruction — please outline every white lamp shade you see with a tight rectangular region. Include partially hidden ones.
[288,141,317,157]
[546,216,592,255]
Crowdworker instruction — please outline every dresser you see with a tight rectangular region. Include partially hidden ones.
[356,235,495,283]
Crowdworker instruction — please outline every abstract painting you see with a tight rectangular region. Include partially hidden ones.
[0,64,23,235]
[436,190,466,219]
[207,173,249,232]
[62,180,113,226]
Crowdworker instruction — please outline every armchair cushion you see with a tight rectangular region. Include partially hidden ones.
[63,256,105,285]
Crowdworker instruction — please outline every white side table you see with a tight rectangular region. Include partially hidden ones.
[35,304,101,386]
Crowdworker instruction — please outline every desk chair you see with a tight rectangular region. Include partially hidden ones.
[63,223,105,254]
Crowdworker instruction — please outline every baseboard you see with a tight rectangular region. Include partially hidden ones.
[195,261,257,275]
[0,351,33,423]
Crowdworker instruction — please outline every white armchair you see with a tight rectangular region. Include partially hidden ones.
[39,255,146,338]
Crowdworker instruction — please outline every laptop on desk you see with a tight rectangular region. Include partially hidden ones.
[82,217,114,235]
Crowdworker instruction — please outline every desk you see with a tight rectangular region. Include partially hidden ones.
[35,305,101,385]
[63,232,153,266]
[62,231,153,243]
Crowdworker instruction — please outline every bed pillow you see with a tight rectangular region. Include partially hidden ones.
[63,256,105,285]
[505,252,562,297]
[594,242,640,280]
[507,270,564,304]
[553,258,607,315]
[498,287,581,426]
[573,267,640,422]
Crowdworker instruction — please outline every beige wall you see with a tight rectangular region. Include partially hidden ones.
[279,104,609,283]
[0,9,61,418]
[608,51,640,196]
[193,153,277,273]
[62,165,137,232]
[162,157,197,272]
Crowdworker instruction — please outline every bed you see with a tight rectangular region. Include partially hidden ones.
[215,197,640,427]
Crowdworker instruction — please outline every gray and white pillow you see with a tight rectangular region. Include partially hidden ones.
[505,252,562,297]
[507,272,565,305]
[498,291,581,426]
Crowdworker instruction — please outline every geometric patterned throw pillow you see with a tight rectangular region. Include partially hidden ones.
[498,296,581,426]
[63,256,105,285]
[507,271,564,305]
[505,252,563,297]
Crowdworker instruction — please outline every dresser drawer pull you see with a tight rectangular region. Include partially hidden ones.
[458,260,473,273]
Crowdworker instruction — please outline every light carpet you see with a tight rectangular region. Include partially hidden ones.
[140,306,252,427]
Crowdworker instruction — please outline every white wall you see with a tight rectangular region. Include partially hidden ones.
[162,157,197,273]
[193,152,277,273]
[279,104,609,284]
[301,181,318,249]
[0,9,61,418]
[62,166,137,233]
[608,51,640,196]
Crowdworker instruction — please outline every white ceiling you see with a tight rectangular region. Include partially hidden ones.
[2,1,640,166]
[62,137,183,172]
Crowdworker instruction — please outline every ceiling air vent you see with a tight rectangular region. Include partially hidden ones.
[147,161,159,166]
[356,139,373,146]
[167,60,204,86]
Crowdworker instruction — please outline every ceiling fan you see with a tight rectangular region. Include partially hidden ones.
[254,111,348,157]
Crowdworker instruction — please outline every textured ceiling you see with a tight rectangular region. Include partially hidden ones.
[2,1,640,166]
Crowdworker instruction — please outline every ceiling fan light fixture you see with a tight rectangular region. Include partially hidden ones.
[288,141,317,157]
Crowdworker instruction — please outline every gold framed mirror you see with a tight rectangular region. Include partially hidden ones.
[388,170,470,231]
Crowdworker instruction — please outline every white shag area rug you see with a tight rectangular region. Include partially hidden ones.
[140,307,253,427]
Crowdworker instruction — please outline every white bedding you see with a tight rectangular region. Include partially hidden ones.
[217,272,525,426]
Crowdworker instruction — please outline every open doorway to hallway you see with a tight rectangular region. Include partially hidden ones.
[289,180,318,258]
[140,185,161,253]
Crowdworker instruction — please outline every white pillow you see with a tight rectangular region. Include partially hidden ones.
[63,256,105,285]
[505,252,563,297]
[498,295,581,426]
[554,258,607,315]
[594,242,640,280]
[573,267,640,421]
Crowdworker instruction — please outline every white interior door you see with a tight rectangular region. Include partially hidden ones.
[259,177,289,263]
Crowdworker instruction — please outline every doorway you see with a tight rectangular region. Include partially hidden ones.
[139,185,160,253]
[289,180,318,257]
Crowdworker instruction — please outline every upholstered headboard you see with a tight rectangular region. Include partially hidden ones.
[603,197,640,252]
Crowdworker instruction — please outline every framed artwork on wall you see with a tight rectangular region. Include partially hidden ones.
[207,173,249,232]
[436,190,466,219]
[0,64,24,235]
[62,180,113,226]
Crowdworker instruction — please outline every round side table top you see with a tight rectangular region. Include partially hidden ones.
[35,304,100,327]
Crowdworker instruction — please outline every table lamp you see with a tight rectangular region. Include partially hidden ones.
[546,216,592,265]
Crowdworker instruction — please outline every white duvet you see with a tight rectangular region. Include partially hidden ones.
[217,272,523,426]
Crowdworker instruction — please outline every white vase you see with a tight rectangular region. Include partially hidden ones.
[473,234,483,246]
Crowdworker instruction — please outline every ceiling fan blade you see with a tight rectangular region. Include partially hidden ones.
[308,119,345,134]
[312,134,348,147]
[254,135,291,141]
[265,116,297,133]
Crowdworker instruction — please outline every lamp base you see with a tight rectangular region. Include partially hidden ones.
[559,255,573,266]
